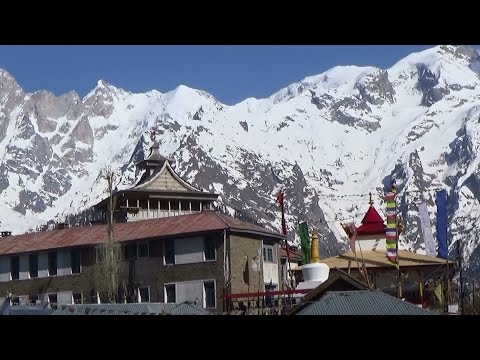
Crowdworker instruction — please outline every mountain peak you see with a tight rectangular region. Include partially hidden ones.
[0,68,22,91]
[0,68,15,80]
[173,84,200,97]
[94,79,121,92]
[96,79,108,88]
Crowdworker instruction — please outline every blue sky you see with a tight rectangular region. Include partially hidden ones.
[0,45,434,105]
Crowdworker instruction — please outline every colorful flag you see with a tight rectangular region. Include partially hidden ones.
[418,202,436,256]
[384,189,398,265]
[299,222,310,264]
[436,190,448,259]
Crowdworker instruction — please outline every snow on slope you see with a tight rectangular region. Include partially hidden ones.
[2,45,480,271]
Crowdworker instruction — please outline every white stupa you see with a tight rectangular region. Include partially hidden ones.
[295,229,330,295]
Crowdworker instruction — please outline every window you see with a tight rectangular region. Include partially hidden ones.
[164,239,175,265]
[137,241,149,258]
[191,201,201,212]
[48,251,57,276]
[124,243,137,260]
[180,200,189,212]
[165,284,176,303]
[265,283,277,308]
[95,247,104,263]
[150,200,158,210]
[48,294,58,309]
[10,256,19,280]
[204,237,215,261]
[263,245,275,263]
[139,199,148,209]
[30,295,38,305]
[203,281,215,308]
[71,249,81,274]
[29,254,38,278]
[138,287,150,303]
[72,293,82,304]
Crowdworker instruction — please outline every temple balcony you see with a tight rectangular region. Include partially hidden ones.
[127,208,201,222]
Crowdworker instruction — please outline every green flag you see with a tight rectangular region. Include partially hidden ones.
[299,222,310,264]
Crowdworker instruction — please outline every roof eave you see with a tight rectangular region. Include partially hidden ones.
[228,228,285,240]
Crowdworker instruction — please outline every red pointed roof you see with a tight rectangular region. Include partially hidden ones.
[361,205,384,224]
[356,205,386,236]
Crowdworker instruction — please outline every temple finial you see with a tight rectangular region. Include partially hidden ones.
[310,229,320,263]
[369,192,373,206]
[150,128,157,144]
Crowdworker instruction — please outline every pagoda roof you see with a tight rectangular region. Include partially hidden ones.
[356,205,385,236]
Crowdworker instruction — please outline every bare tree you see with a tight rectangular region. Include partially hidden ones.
[92,168,123,303]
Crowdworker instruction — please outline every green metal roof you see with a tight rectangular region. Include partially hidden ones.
[296,290,433,315]
[51,302,211,315]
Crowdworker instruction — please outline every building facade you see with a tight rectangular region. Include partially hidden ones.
[333,196,451,308]
[0,211,284,313]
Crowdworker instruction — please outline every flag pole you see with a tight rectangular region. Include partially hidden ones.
[396,202,402,298]
[247,256,250,315]
[277,190,293,308]
[390,179,401,298]
[445,249,450,313]
[258,246,262,315]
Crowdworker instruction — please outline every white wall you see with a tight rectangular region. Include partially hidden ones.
[57,291,73,305]
[357,237,386,251]
[176,280,204,303]
[0,256,9,282]
[175,237,204,264]
[38,252,48,277]
[19,255,29,280]
[263,263,279,286]
[57,250,71,276]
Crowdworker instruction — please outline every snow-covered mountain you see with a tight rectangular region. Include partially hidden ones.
[1,45,480,273]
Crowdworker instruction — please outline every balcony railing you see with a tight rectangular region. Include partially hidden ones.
[127,209,201,221]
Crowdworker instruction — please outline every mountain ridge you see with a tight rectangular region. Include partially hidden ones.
[1,45,480,275]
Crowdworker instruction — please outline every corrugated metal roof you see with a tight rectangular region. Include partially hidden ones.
[318,249,451,269]
[167,302,212,315]
[296,290,433,315]
[288,269,370,315]
[1,302,54,315]
[0,211,283,256]
[50,302,211,315]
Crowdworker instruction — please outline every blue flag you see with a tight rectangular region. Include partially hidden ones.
[436,190,448,259]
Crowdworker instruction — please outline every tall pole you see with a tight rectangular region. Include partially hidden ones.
[436,189,449,313]
[277,190,293,308]
[445,258,450,313]
[458,241,464,315]
[473,280,475,314]
[392,180,401,299]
